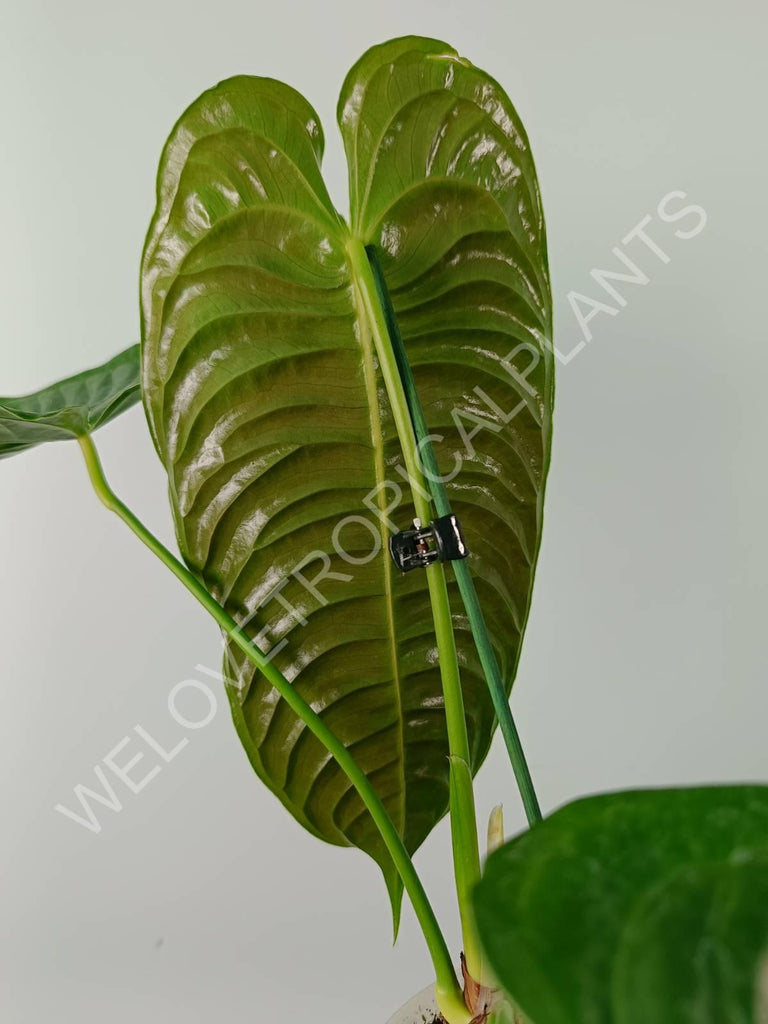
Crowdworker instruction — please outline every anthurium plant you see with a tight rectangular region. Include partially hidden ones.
[3,36,766,1024]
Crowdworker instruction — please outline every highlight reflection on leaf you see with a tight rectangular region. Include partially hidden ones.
[140,36,553,913]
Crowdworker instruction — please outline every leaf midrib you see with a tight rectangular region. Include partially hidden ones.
[349,257,407,842]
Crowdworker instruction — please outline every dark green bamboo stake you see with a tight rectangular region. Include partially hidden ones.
[365,246,542,827]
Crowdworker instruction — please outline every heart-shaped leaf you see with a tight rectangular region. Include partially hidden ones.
[474,786,768,1024]
[0,344,140,460]
[140,37,553,912]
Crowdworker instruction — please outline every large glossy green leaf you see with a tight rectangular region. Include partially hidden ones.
[474,786,768,1024]
[140,37,553,910]
[0,345,140,460]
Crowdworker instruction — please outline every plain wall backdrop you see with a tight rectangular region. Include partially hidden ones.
[1,1,766,1021]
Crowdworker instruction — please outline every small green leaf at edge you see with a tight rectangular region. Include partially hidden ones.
[473,785,768,1024]
[0,343,141,460]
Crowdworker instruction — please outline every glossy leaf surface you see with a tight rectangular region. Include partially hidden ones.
[0,345,140,460]
[474,786,768,1024]
[140,37,553,906]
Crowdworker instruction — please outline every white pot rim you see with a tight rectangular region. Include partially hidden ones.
[385,983,440,1024]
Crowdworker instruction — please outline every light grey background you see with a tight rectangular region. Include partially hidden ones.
[1,0,766,1021]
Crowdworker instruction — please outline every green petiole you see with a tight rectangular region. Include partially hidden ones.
[347,238,484,983]
[76,434,470,1024]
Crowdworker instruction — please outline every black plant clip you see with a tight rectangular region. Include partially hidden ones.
[389,514,469,573]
